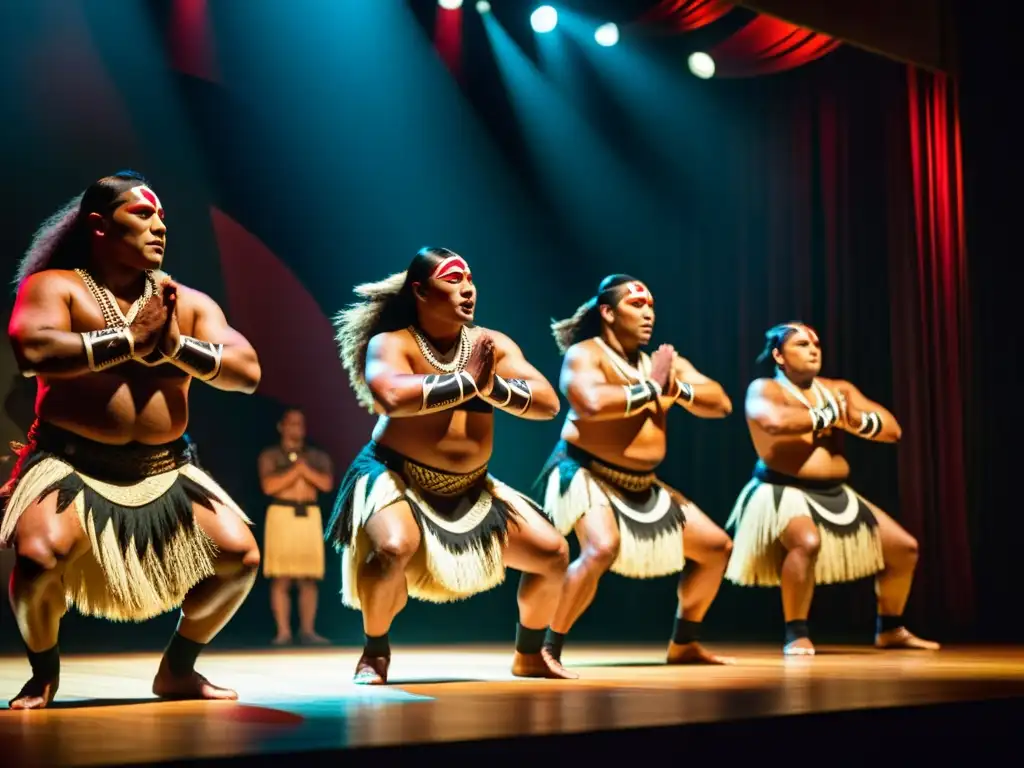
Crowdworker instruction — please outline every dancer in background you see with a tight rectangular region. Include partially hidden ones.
[259,407,333,645]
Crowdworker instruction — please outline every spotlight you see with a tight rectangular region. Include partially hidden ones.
[476,0,491,12]
[688,52,715,79]
[594,22,618,47]
[438,0,463,9]
[530,5,558,33]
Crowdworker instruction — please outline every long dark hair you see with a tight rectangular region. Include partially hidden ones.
[14,170,151,287]
[756,322,809,364]
[550,274,637,354]
[333,246,457,411]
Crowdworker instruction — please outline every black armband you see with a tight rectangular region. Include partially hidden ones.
[488,375,533,414]
[809,400,840,433]
[82,328,135,371]
[623,380,662,416]
[171,336,223,381]
[675,379,695,405]
[421,371,477,413]
[856,411,883,438]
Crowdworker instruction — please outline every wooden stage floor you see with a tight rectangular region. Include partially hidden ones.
[2,644,1024,766]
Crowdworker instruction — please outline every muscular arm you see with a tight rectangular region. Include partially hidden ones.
[561,344,659,421]
[480,332,559,420]
[833,379,902,443]
[8,273,99,378]
[258,450,304,497]
[366,333,478,417]
[173,288,260,393]
[745,379,821,436]
[671,356,732,418]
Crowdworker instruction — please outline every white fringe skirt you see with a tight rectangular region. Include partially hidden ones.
[0,421,250,622]
[724,462,885,587]
[325,441,540,609]
[537,440,688,579]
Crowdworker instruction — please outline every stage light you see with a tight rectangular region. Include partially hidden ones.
[530,5,558,33]
[594,22,618,47]
[476,0,491,12]
[438,0,463,9]
[688,52,715,79]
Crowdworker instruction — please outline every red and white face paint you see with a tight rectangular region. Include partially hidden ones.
[122,185,165,219]
[623,281,653,306]
[432,255,471,282]
[786,324,820,347]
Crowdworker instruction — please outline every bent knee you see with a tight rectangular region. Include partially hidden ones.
[790,532,821,558]
[894,534,919,562]
[539,534,570,573]
[241,545,261,570]
[376,535,419,566]
[585,537,620,567]
[718,534,734,559]
[216,543,261,575]
[15,536,60,572]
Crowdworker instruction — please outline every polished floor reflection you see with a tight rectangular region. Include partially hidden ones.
[2,644,1023,767]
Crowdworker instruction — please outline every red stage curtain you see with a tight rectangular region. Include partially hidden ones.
[708,14,841,77]
[887,66,973,633]
[636,0,734,31]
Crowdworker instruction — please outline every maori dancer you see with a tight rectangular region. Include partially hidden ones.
[537,275,734,665]
[1,171,262,709]
[258,407,334,645]
[725,322,939,655]
[328,247,574,684]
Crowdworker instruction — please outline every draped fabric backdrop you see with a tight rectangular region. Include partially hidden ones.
[0,1,974,648]
[888,67,972,634]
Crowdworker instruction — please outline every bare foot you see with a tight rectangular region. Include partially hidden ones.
[152,660,238,701]
[667,641,735,665]
[875,627,941,650]
[8,676,59,710]
[271,634,292,646]
[511,648,579,680]
[783,637,816,656]
[354,654,390,685]
[299,632,331,646]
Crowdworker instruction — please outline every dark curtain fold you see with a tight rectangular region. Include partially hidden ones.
[708,14,842,77]
[886,65,973,635]
[673,51,962,638]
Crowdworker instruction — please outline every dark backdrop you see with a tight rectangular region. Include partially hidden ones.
[0,0,997,653]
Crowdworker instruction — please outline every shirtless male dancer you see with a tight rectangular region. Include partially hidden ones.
[328,247,574,684]
[537,275,734,665]
[1,171,261,709]
[725,322,939,655]
[258,407,334,645]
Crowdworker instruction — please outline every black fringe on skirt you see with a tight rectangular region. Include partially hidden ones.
[2,421,222,563]
[536,439,687,540]
[326,441,522,553]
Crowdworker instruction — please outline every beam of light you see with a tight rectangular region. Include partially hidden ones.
[594,22,618,47]
[553,9,731,215]
[434,0,463,79]
[479,12,666,267]
[530,5,558,33]
[688,52,715,78]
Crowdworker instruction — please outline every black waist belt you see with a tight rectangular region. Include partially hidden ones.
[753,461,847,492]
[269,499,317,518]
[29,420,195,482]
